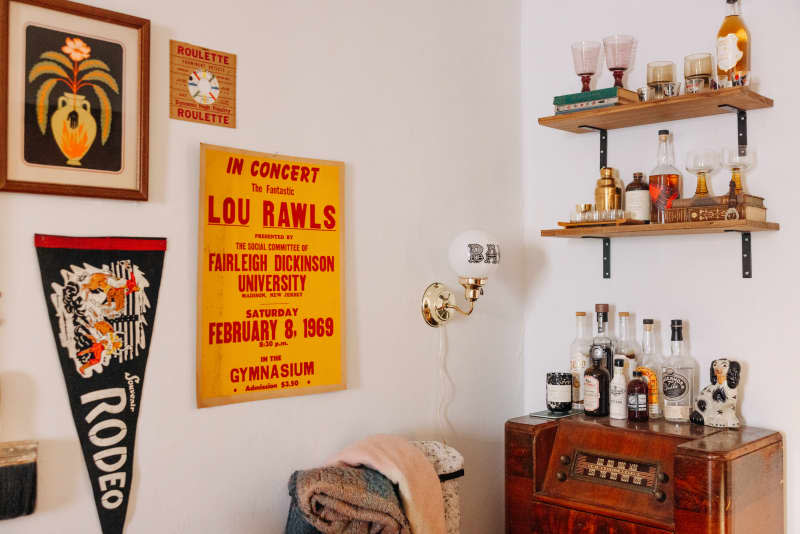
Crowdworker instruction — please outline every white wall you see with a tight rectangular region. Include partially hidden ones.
[0,1,523,532]
[523,1,799,532]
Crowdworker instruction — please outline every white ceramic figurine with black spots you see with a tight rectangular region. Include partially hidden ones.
[690,358,741,428]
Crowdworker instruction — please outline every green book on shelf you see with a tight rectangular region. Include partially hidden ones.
[553,87,638,106]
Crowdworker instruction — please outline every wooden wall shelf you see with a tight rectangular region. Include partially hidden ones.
[540,221,779,279]
[538,87,773,134]
[540,220,780,238]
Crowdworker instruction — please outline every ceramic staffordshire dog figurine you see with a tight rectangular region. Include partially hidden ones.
[690,358,741,428]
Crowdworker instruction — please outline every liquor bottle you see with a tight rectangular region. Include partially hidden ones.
[636,319,663,419]
[661,320,696,422]
[717,0,750,88]
[625,172,650,222]
[569,311,592,411]
[648,130,682,224]
[627,371,649,422]
[613,312,638,380]
[609,360,628,420]
[584,351,610,417]
[595,168,620,212]
[591,304,614,374]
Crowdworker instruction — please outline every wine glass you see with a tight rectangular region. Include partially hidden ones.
[571,41,602,92]
[686,149,719,198]
[603,35,636,88]
[722,146,755,195]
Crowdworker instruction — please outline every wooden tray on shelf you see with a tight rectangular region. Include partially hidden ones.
[557,219,648,229]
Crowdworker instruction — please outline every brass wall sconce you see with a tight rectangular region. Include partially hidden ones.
[421,230,500,327]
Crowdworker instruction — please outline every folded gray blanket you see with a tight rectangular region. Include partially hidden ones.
[286,466,410,534]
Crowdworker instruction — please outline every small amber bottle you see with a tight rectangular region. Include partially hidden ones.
[627,371,649,422]
[625,172,650,222]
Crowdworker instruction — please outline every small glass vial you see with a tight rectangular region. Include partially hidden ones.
[547,372,573,413]
[627,371,649,422]
[609,360,628,420]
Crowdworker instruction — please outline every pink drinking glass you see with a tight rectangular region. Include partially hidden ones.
[603,35,636,88]
[571,41,602,92]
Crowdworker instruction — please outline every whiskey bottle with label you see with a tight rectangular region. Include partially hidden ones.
[569,311,592,411]
[717,0,750,87]
[636,319,663,419]
[661,320,696,422]
[584,351,610,417]
[627,371,649,422]
[649,130,682,224]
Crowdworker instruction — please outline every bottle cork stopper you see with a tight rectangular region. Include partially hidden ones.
[595,303,609,313]
[576,312,586,316]
[619,312,630,317]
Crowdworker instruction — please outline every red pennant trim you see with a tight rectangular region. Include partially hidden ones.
[34,234,167,251]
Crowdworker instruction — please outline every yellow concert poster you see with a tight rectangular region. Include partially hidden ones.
[197,144,345,407]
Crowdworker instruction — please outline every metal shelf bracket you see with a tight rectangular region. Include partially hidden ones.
[723,230,753,278]
[578,125,608,168]
[741,232,752,278]
[718,105,748,147]
[583,236,611,279]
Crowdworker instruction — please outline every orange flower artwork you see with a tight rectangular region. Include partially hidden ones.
[28,35,120,166]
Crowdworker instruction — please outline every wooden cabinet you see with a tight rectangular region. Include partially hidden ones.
[505,414,784,533]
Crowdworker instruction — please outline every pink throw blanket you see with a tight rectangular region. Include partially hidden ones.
[328,435,446,534]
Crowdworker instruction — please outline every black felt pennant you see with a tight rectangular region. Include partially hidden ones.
[35,235,166,534]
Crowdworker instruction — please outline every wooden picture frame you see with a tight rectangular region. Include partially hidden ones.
[0,0,149,200]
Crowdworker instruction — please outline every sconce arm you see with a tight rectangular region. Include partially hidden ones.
[445,300,474,317]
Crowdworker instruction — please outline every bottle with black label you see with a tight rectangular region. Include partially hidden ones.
[661,320,696,422]
[584,351,610,417]
[627,371,649,422]
[591,304,614,374]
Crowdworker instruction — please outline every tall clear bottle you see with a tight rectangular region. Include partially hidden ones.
[717,0,750,87]
[613,312,638,380]
[569,312,592,411]
[636,319,663,419]
[648,130,682,224]
[590,304,614,375]
[661,320,696,422]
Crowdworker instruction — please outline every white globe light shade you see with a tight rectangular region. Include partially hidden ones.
[447,229,500,279]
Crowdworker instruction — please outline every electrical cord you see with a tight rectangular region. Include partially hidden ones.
[436,326,456,442]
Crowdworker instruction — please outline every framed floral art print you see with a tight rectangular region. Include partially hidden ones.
[0,0,150,200]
